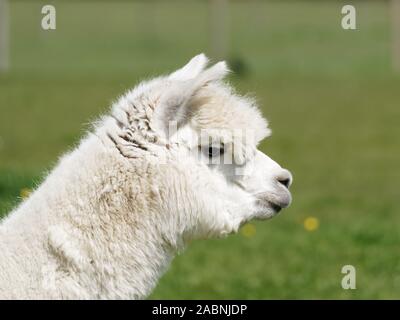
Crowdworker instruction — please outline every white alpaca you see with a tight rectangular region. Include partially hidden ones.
[0,54,292,299]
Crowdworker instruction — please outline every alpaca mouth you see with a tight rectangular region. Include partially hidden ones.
[269,202,283,213]
[255,199,282,213]
[254,191,292,219]
[255,191,291,207]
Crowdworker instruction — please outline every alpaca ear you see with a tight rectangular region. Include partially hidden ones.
[169,53,209,81]
[155,57,230,135]
[169,54,230,86]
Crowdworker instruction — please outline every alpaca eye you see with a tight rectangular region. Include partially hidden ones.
[207,146,224,158]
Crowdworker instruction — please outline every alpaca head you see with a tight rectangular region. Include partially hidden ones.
[109,54,292,239]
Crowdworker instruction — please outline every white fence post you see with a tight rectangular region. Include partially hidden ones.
[209,0,229,60]
[0,0,9,73]
[392,0,400,72]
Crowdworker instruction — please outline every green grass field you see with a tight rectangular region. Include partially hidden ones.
[0,0,399,299]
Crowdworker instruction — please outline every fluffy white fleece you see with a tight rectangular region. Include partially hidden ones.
[0,54,292,299]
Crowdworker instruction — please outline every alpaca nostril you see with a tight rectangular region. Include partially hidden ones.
[276,170,292,189]
[278,178,290,188]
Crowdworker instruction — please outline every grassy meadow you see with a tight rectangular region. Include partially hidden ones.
[0,0,399,299]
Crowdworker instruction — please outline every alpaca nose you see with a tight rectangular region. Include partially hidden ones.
[276,169,293,189]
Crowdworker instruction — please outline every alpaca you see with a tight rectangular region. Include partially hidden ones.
[0,54,292,299]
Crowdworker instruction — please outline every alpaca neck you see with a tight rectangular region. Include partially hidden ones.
[1,133,183,299]
[45,135,182,299]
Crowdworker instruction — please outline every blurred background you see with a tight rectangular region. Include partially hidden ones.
[0,0,399,299]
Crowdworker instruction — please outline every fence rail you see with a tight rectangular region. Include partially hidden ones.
[0,1,399,73]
